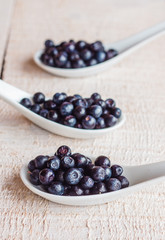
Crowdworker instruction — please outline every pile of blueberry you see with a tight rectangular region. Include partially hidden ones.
[40,39,118,69]
[28,145,129,196]
[20,92,122,129]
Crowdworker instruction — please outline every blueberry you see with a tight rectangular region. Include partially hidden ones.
[74,94,82,100]
[73,99,88,108]
[95,156,111,167]
[85,164,95,175]
[111,107,122,119]
[86,157,92,165]
[80,176,94,189]
[61,156,75,169]
[72,153,87,167]
[48,181,64,195]
[86,58,98,66]
[90,41,104,52]
[64,168,82,185]
[46,46,58,56]
[65,96,76,103]
[39,109,49,118]
[95,117,105,129]
[91,93,101,101]
[46,156,60,171]
[34,155,49,169]
[72,59,86,68]
[84,189,90,195]
[111,165,123,177]
[53,92,67,105]
[64,43,75,53]
[44,100,57,110]
[106,178,121,191]
[75,123,83,129]
[104,114,117,127]
[63,61,72,68]
[80,49,93,61]
[28,160,36,172]
[105,98,116,109]
[69,52,80,61]
[40,54,50,64]
[95,51,106,63]
[39,168,55,185]
[88,105,103,118]
[94,99,106,110]
[117,176,129,188]
[76,41,87,50]
[55,170,65,183]
[20,98,32,108]
[106,49,118,59]
[29,169,41,185]
[33,92,45,104]
[47,57,55,67]
[77,168,84,175]
[31,104,41,114]
[63,184,72,195]
[69,186,84,196]
[47,110,59,122]
[54,52,68,67]
[60,102,74,116]
[64,115,77,127]
[81,115,96,129]
[102,109,109,115]
[45,40,54,48]
[103,167,112,181]
[85,98,94,107]
[91,182,107,194]
[90,166,105,182]
[56,145,71,158]
[73,106,86,119]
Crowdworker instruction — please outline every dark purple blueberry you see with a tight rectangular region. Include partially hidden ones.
[91,93,101,101]
[60,102,74,116]
[69,39,75,44]
[64,43,75,53]
[73,106,86,119]
[65,96,76,103]
[20,98,32,108]
[53,92,67,105]
[80,49,93,61]
[77,168,84,175]
[111,107,122,119]
[117,176,129,188]
[54,52,68,67]
[63,115,77,127]
[95,156,111,167]
[91,182,107,194]
[74,94,82,99]
[48,181,64,195]
[106,49,118,59]
[111,165,123,177]
[56,145,71,158]
[90,166,105,182]
[85,164,95,175]
[95,51,106,63]
[72,153,87,167]
[63,61,72,68]
[46,47,58,56]
[47,110,59,122]
[75,123,83,129]
[40,53,49,64]
[31,104,41,114]
[29,169,41,185]
[84,189,90,195]
[69,52,80,61]
[104,114,117,127]
[90,41,104,52]
[95,117,105,129]
[76,41,87,50]
[39,168,55,185]
[88,105,103,118]
[85,98,94,107]
[33,92,45,104]
[82,115,96,129]
[72,59,86,68]
[103,167,112,181]
[80,176,94,189]
[103,109,109,115]
[69,186,84,196]
[86,58,98,66]
[28,160,36,172]
[94,99,106,110]
[73,98,88,108]
[39,109,49,118]
[64,168,82,185]
[105,98,116,109]
[47,57,55,67]
[86,157,92,165]
[34,155,49,169]
[61,156,75,169]
[45,39,54,48]
[44,100,57,110]
[55,170,65,183]
[60,41,67,47]
[63,184,72,195]
[106,178,121,191]
[46,156,60,171]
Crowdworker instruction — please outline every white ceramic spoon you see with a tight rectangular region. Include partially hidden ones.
[34,21,165,78]
[20,160,165,206]
[0,80,125,139]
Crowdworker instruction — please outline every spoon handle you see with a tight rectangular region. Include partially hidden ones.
[0,80,30,105]
[125,161,165,185]
[108,21,165,53]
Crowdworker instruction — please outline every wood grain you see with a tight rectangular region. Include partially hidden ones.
[0,0,165,239]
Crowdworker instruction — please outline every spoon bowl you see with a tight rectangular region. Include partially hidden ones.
[34,22,165,78]
[20,160,165,206]
[0,80,125,139]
